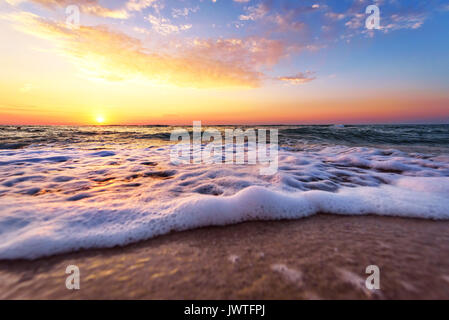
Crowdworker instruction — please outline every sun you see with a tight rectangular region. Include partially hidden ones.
[96,115,105,124]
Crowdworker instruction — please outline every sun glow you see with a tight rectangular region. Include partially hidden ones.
[96,115,105,124]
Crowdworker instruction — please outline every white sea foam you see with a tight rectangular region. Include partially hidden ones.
[0,143,448,259]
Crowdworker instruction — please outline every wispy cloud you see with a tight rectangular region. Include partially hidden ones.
[2,0,445,89]
[239,2,269,21]
[3,12,292,88]
[126,0,158,12]
[146,14,192,35]
[5,0,164,19]
[6,0,130,19]
[381,13,426,32]
[171,7,199,19]
[278,72,316,85]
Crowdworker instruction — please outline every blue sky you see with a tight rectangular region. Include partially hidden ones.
[0,0,448,124]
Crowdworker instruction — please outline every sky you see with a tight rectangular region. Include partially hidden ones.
[0,0,448,125]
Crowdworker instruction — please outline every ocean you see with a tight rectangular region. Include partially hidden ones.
[0,124,448,259]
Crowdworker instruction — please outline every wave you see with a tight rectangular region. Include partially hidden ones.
[0,141,448,259]
[278,124,449,147]
[0,179,448,260]
[1,125,449,152]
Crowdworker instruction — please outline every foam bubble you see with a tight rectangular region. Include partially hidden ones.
[0,140,448,259]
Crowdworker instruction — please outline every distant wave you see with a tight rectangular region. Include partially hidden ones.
[278,124,449,147]
[1,125,448,151]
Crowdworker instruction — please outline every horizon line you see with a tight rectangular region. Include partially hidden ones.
[1,123,448,127]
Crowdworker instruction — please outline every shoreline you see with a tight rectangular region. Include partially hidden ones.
[1,214,448,299]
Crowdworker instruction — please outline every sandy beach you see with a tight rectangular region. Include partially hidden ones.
[1,214,448,300]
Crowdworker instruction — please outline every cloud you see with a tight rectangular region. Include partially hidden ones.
[81,3,129,19]
[187,37,287,69]
[7,0,130,19]
[381,13,426,32]
[239,2,269,21]
[317,1,434,40]
[126,0,158,12]
[238,1,319,33]
[325,12,346,21]
[4,0,440,89]
[4,12,293,88]
[6,0,162,19]
[172,7,199,19]
[270,12,305,32]
[278,72,316,84]
[146,14,192,35]
[345,13,364,29]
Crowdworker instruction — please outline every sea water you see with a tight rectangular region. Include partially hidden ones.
[0,124,448,259]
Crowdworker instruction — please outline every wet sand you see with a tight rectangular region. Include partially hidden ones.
[0,214,448,300]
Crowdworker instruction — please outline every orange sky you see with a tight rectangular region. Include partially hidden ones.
[1,1,448,125]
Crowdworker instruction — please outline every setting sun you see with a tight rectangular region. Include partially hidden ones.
[96,116,105,124]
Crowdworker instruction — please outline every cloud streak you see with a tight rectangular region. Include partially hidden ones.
[278,72,316,85]
[3,0,445,89]
[5,0,160,19]
[4,12,293,88]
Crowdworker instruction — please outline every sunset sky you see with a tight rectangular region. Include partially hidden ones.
[0,0,448,125]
